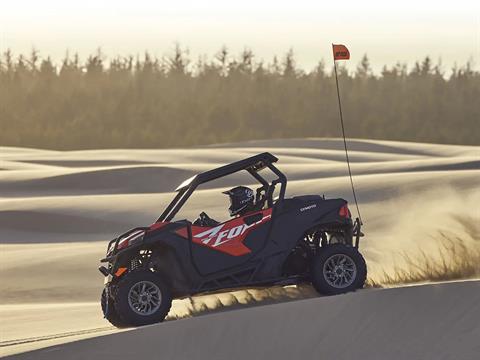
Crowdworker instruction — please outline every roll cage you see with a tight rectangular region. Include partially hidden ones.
[156,152,287,222]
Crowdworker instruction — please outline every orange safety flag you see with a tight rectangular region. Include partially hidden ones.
[332,44,350,60]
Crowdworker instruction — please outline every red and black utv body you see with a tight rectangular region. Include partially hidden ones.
[99,152,366,327]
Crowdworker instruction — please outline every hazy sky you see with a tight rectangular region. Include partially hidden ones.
[1,0,479,73]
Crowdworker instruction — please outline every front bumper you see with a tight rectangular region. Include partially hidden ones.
[98,265,113,285]
[99,266,109,277]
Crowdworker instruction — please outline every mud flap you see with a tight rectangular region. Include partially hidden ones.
[353,218,364,248]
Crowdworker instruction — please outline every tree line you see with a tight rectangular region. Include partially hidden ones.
[0,46,478,149]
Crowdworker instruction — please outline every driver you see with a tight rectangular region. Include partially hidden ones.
[223,186,255,217]
[193,186,255,226]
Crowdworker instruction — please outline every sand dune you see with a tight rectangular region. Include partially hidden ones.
[0,138,479,357]
[4,281,480,360]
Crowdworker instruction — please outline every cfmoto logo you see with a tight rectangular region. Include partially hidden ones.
[300,204,317,212]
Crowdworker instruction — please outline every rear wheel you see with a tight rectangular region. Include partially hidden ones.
[311,244,366,295]
[113,270,172,327]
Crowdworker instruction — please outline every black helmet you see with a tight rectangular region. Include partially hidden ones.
[223,186,255,216]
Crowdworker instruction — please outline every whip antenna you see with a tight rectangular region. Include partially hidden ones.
[332,44,363,225]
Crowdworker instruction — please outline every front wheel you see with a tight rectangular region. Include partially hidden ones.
[311,244,367,295]
[113,270,172,327]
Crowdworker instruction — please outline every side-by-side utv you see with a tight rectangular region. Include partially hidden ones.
[99,152,366,327]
